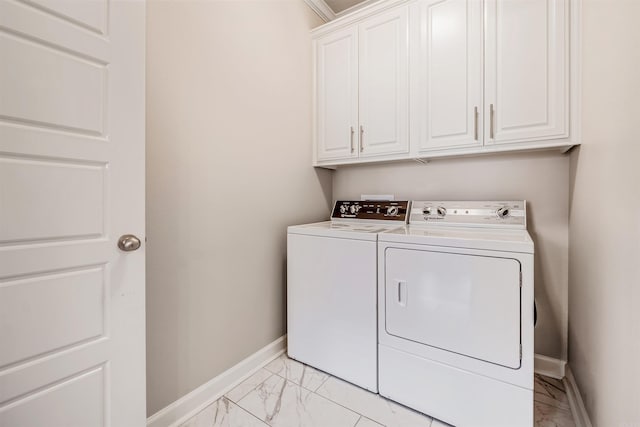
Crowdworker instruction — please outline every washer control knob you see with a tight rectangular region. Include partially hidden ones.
[350,205,361,214]
[386,206,399,216]
[339,205,348,214]
[497,207,510,218]
[423,206,432,216]
[436,206,447,217]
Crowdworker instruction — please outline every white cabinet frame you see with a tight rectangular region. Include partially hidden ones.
[311,0,581,168]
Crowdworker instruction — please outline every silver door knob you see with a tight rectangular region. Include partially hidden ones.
[118,234,141,252]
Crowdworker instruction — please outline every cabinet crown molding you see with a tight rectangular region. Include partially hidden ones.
[311,0,409,38]
[303,0,336,23]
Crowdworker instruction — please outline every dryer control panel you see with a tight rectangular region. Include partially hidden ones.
[332,200,410,222]
[410,201,527,229]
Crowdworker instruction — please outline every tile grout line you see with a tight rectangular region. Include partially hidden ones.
[264,359,381,424]
[313,372,332,392]
[237,371,364,426]
[226,371,277,404]
[303,362,432,426]
[225,397,271,427]
[268,365,331,394]
[230,378,282,427]
[313,381,434,426]
[309,381,391,426]
[305,384,369,424]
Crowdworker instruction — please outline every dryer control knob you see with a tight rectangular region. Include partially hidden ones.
[436,206,447,216]
[386,206,399,216]
[350,205,361,214]
[497,207,510,218]
[340,205,347,214]
[423,206,432,216]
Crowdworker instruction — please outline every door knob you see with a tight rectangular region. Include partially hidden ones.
[118,234,141,252]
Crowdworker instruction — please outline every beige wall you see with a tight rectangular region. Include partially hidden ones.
[568,1,640,425]
[333,151,570,360]
[145,0,330,415]
[145,0,640,422]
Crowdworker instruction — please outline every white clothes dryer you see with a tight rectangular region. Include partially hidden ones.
[287,200,409,392]
[377,201,534,427]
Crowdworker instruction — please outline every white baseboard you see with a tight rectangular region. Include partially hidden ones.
[564,366,593,427]
[147,335,287,427]
[534,353,566,379]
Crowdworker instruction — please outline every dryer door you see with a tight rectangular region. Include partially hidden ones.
[384,247,521,368]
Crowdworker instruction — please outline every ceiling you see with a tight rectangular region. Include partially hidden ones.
[324,0,369,14]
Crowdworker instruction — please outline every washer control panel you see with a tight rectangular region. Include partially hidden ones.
[332,200,410,222]
[411,201,527,229]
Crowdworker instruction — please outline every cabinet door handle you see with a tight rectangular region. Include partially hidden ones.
[350,126,355,153]
[490,104,495,139]
[359,125,364,152]
[474,106,479,141]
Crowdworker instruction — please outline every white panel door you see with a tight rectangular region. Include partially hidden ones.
[384,248,521,368]
[315,26,358,162]
[485,0,568,144]
[411,0,483,151]
[359,6,409,157]
[0,0,146,425]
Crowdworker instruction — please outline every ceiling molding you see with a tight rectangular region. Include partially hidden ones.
[303,0,336,22]
[335,0,379,17]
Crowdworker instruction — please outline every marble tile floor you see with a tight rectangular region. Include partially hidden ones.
[181,354,576,427]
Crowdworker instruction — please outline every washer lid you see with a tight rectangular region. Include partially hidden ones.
[288,221,403,241]
[379,226,534,253]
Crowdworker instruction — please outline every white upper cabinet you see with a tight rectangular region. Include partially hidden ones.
[484,0,569,145]
[410,0,483,152]
[358,7,409,157]
[311,0,577,167]
[315,26,359,161]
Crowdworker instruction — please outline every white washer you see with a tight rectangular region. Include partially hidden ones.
[287,200,409,392]
[378,201,534,427]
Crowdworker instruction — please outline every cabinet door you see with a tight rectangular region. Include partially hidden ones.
[411,0,483,151]
[485,0,568,144]
[315,27,359,161]
[359,7,409,157]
